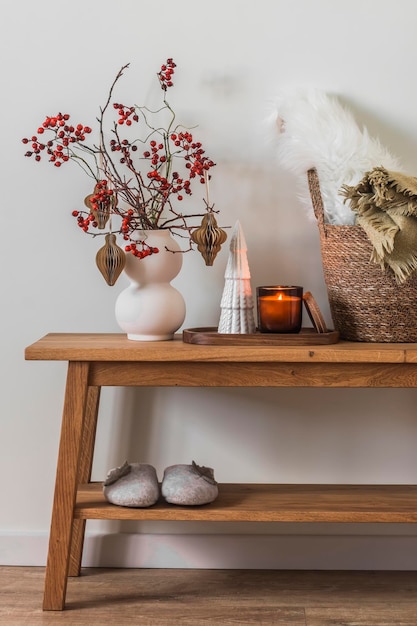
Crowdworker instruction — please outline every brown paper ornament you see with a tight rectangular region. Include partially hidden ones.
[191,213,227,266]
[95,233,126,286]
[84,185,111,229]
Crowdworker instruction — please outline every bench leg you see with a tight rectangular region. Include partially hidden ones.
[68,385,101,577]
[43,361,90,611]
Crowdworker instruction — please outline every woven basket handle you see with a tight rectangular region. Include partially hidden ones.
[307,168,326,231]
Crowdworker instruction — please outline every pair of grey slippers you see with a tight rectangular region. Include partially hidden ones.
[103,460,218,508]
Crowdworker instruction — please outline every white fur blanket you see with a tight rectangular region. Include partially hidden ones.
[269,88,400,225]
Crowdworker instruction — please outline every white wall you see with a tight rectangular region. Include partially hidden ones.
[2,0,417,569]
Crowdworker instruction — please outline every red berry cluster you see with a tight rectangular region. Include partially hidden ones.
[72,210,95,232]
[113,103,139,126]
[143,138,184,199]
[22,58,219,262]
[143,139,166,164]
[110,137,138,167]
[90,180,114,213]
[140,130,215,201]
[121,208,134,238]
[22,113,92,167]
[72,180,114,231]
[158,58,176,91]
[124,241,159,258]
[171,132,215,183]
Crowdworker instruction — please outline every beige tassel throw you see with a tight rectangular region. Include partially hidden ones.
[341,167,417,283]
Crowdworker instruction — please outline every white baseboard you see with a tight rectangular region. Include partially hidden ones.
[2,531,417,569]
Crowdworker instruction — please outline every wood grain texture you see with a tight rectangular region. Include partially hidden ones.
[75,483,417,523]
[306,607,417,625]
[25,333,409,363]
[68,386,100,578]
[405,347,417,363]
[87,361,417,388]
[303,292,329,333]
[42,362,91,611]
[182,327,339,345]
[23,333,417,611]
[3,567,417,625]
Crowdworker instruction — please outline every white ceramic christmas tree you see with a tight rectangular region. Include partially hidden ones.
[218,220,256,334]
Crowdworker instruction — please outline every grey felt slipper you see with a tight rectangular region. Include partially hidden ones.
[103,461,159,507]
[161,461,218,506]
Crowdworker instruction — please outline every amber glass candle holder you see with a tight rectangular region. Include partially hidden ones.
[257,286,303,333]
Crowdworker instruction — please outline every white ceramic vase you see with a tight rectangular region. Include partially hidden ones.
[115,230,186,341]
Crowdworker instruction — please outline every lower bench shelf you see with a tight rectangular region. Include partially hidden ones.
[75,483,417,523]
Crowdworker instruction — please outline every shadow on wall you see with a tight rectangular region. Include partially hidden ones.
[94,385,417,486]
[210,161,332,325]
[340,96,416,172]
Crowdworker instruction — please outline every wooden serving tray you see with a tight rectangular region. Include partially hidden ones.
[182,327,340,346]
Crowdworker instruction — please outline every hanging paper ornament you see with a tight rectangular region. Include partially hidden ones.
[84,184,112,229]
[95,233,126,286]
[191,212,227,266]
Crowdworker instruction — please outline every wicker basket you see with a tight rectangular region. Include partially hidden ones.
[307,168,417,342]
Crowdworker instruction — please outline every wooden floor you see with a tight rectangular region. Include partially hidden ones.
[2,567,417,625]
